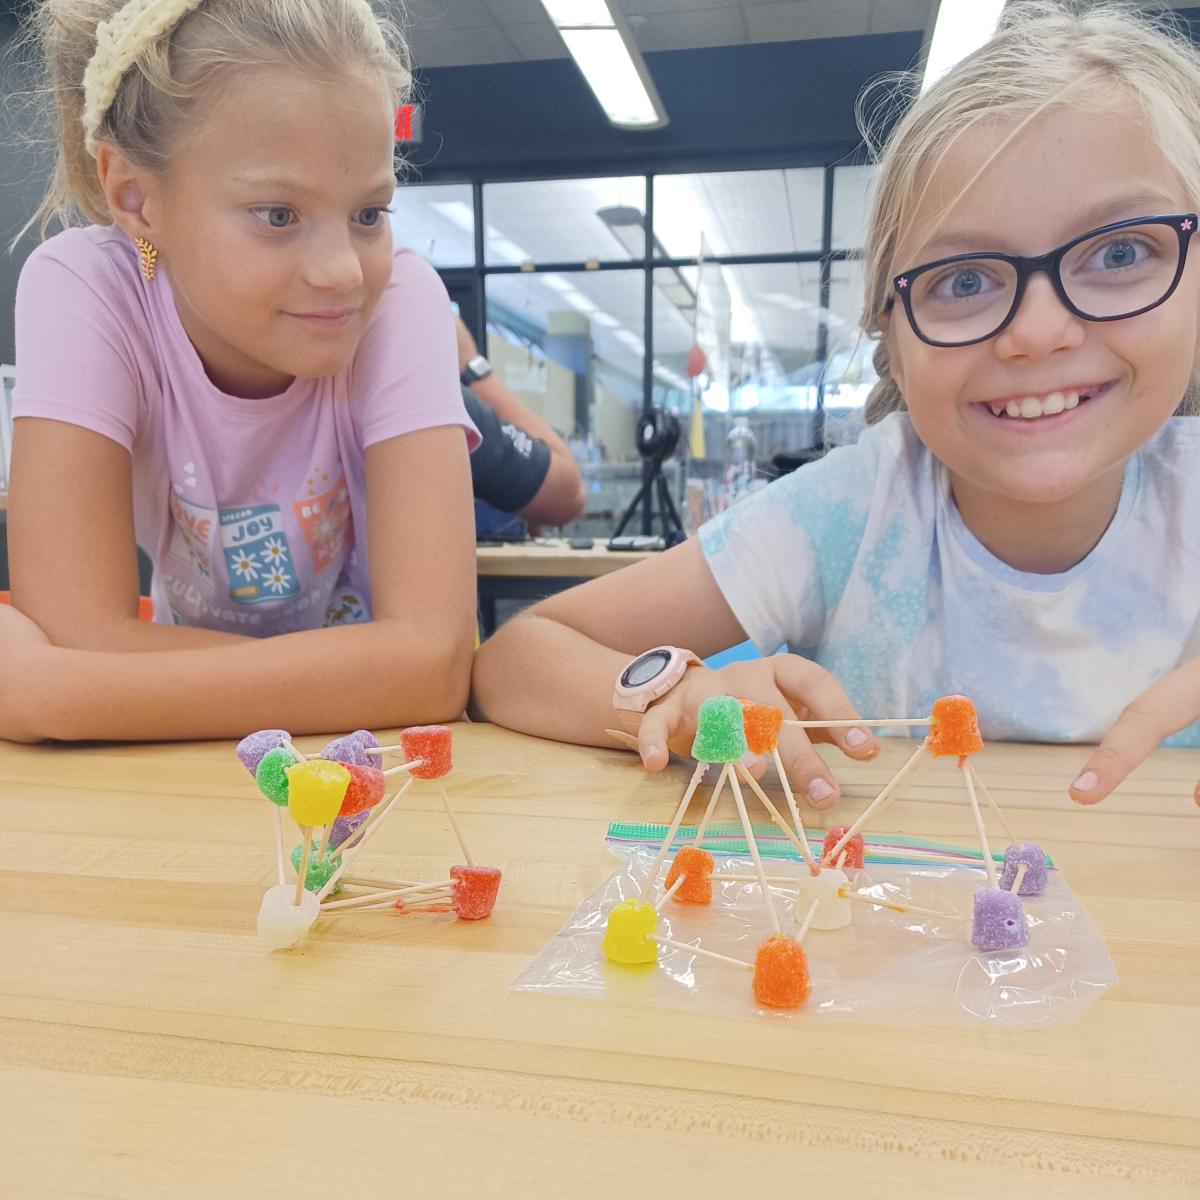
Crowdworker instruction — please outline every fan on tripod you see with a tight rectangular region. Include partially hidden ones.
[610,407,686,547]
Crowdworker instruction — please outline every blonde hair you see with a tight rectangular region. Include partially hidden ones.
[23,0,411,238]
[858,0,1200,424]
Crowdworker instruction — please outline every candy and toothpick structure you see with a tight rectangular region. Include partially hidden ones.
[603,693,1047,1007]
[236,725,502,950]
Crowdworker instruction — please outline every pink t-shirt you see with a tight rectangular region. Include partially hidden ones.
[13,226,478,634]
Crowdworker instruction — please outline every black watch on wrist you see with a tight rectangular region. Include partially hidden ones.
[460,354,493,385]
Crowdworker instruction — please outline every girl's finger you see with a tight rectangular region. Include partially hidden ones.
[636,698,686,771]
[770,654,882,761]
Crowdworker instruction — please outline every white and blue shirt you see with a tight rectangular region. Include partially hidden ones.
[700,413,1200,746]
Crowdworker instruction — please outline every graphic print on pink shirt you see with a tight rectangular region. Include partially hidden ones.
[220,504,301,604]
[295,472,353,575]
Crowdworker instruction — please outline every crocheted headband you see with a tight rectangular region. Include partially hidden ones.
[82,0,206,156]
[81,0,387,157]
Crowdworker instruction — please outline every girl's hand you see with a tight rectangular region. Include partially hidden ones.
[634,654,881,810]
[0,604,52,743]
[1070,659,1200,807]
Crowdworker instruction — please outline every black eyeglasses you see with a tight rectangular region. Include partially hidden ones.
[888,213,1197,348]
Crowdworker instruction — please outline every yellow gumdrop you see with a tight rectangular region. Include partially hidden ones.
[286,759,351,826]
[602,898,658,964]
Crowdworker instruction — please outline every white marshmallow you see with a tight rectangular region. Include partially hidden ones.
[257,884,321,950]
[793,866,852,931]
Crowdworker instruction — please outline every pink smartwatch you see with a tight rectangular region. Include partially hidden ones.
[613,646,702,713]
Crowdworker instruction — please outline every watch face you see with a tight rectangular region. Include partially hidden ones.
[623,649,671,688]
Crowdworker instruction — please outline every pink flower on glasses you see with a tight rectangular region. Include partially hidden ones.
[897,277,909,289]
[1181,218,1194,231]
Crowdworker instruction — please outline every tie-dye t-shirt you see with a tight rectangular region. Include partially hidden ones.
[700,412,1200,747]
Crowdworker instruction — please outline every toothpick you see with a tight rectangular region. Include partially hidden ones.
[714,873,810,885]
[315,821,334,864]
[273,806,286,887]
[341,874,421,890]
[968,763,1019,844]
[728,765,781,936]
[437,782,473,866]
[654,872,687,913]
[603,728,640,750]
[282,738,308,761]
[825,738,932,863]
[691,762,730,846]
[316,775,416,901]
[332,890,455,913]
[961,763,997,889]
[795,897,822,944]
[644,760,707,891]
[1007,862,1028,894]
[293,826,313,907]
[782,717,929,728]
[769,746,806,849]
[322,879,454,911]
[648,934,753,970]
[837,887,961,921]
[735,762,817,867]
[382,758,425,778]
[365,743,403,756]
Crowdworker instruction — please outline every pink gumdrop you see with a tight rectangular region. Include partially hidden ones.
[822,826,864,868]
[450,865,502,920]
[401,725,453,779]
[340,764,386,816]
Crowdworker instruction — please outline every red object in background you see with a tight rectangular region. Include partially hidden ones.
[395,105,415,140]
[685,344,707,377]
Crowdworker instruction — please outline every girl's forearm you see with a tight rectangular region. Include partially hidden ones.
[26,619,472,741]
[471,613,633,747]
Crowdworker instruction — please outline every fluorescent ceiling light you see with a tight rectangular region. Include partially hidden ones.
[593,312,621,328]
[428,200,474,232]
[540,1,668,130]
[921,0,1006,94]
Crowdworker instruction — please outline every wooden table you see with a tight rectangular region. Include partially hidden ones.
[2,727,1198,1195]
[475,537,655,634]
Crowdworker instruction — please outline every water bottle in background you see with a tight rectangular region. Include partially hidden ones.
[723,415,757,508]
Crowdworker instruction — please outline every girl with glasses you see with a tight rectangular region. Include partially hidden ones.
[474,1,1200,810]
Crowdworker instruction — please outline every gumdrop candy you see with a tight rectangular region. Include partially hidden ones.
[256,884,320,950]
[329,808,370,850]
[256,745,301,806]
[928,694,983,759]
[286,759,351,826]
[401,725,453,779]
[740,700,783,755]
[320,729,380,767]
[691,695,748,763]
[822,826,864,868]
[340,764,386,816]
[237,729,290,776]
[664,846,714,905]
[601,898,658,964]
[971,887,1029,951]
[1000,842,1048,896]
[752,935,811,1007]
[290,844,342,894]
[450,865,502,920]
[793,866,851,930]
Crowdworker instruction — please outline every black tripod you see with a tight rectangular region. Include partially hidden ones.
[611,408,686,546]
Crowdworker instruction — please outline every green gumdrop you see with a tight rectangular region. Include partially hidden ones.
[290,843,343,894]
[691,694,748,763]
[256,745,301,806]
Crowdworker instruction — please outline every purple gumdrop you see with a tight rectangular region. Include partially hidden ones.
[971,887,1029,952]
[321,729,380,767]
[329,808,370,849]
[236,729,291,776]
[999,842,1048,895]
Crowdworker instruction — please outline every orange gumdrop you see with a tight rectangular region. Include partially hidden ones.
[664,847,714,904]
[752,935,811,1008]
[821,826,864,868]
[740,700,784,756]
[927,694,983,759]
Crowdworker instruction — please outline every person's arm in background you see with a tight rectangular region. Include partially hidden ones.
[455,316,585,528]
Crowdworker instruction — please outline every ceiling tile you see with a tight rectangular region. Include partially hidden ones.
[630,7,746,51]
[745,0,871,42]
[411,25,520,67]
[506,21,569,59]
[402,0,496,30]
[868,0,930,35]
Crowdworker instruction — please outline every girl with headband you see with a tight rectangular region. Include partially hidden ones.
[2,1,480,741]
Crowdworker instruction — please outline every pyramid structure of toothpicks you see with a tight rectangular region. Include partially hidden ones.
[236,725,501,951]
[603,694,1049,1009]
